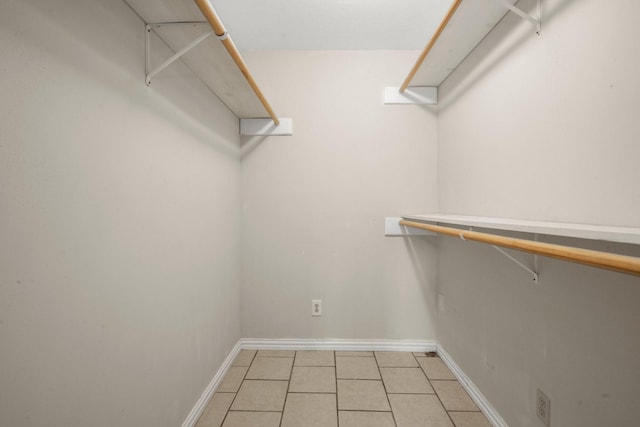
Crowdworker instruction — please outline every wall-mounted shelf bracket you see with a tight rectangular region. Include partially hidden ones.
[145,22,211,86]
[385,218,435,237]
[491,245,540,283]
[467,225,539,282]
[399,216,640,277]
[501,0,541,35]
[384,87,438,105]
[457,225,539,282]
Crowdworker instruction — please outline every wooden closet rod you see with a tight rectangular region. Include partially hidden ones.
[400,0,463,92]
[399,220,640,277]
[194,0,280,125]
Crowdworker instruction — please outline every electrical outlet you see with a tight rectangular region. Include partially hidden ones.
[536,389,551,426]
[312,299,322,316]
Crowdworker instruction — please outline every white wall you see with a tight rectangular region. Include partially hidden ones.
[0,1,242,426]
[437,0,640,426]
[438,0,640,225]
[241,51,439,340]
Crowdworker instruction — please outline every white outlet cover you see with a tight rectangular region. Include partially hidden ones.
[536,389,551,427]
[312,300,322,316]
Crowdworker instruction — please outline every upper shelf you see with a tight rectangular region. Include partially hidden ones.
[124,0,269,118]
[401,214,640,245]
[406,0,526,87]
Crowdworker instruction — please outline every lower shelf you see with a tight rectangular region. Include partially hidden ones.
[402,213,640,245]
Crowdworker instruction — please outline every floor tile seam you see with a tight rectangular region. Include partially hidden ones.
[294,350,336,367]
[419,356,457,427]
[375,351,399,427]
[384,352,432,395]
[374,351,420,369]
[232,350,256,367]
[219,352,253,427]
[228,376,288,414]
[235,366,250,393]
[414,355,456,427]
[338,409,395,413]
[336,378,383,381]
[416,356,458,381]
[430,379,480,412]
[333,350,339,427]
[217,367,249,394]
[219,390,238,426]
[245,353,294,381]
[277,350,296,427]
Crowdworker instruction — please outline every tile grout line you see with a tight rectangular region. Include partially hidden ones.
[277,351,295,427]
[211,350,488,427]
[374,351,399,427]
[219,350,257,427]
[334,351,339,427]
[418,353,459,427]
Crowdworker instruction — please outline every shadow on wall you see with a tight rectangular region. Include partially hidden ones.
[401,235,440,329]
[437,0,581,111]
[13,0,241,158]
[436,233,640,426]
[240,135,269,159]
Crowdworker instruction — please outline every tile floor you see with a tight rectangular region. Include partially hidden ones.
[195,350,492,427]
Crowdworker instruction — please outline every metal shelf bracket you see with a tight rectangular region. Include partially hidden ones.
[502,0,541,35]
[466,226,540,282]
[490,233,541,283]
[145,22,211,86]
[492,245,540,283]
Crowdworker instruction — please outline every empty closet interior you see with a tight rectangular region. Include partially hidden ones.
[1,0,639,426]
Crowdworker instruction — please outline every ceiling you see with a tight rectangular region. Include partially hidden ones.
[204,0,452,52]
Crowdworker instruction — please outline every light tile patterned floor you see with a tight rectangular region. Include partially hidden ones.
[195,350,492,427]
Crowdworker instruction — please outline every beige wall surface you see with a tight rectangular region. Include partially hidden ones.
[438,0,640,226]
[437,0,640,426]
[241,51,439,340]
[0,1,242,426]
[4,1,640,426]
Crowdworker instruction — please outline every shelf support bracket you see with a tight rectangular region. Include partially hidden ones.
[491,245,540,283]
[502,0,541,35]
[460,225,539,282]
[385,218,435,237]
[145,22,211,86]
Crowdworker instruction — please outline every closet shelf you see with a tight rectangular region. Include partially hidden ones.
[402,0,539,88]
[401,214,640,246]
[125,0,274,120]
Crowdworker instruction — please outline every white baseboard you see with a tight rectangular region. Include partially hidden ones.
[240,338,437,353]
[182,338,506,427]
[437,344,508,427]
[181,340,242,427]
